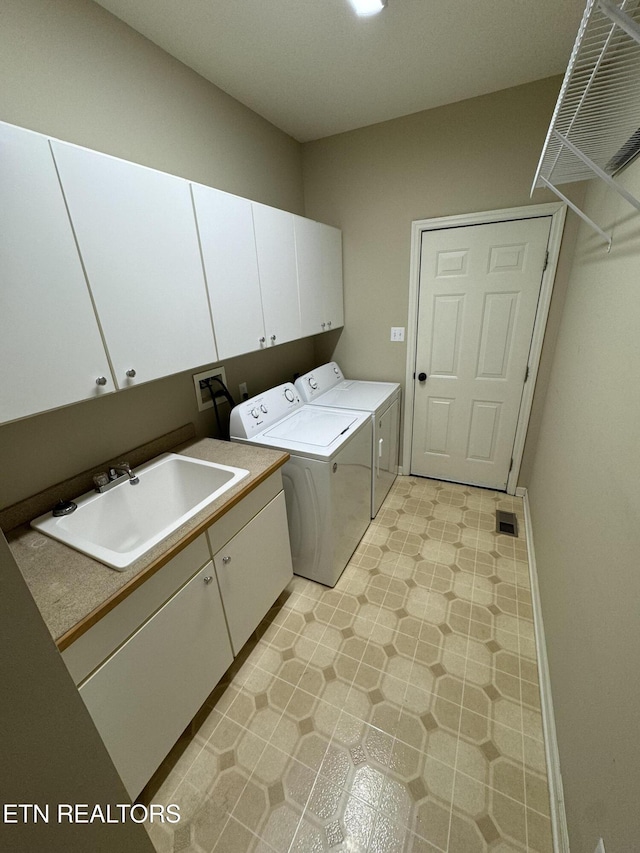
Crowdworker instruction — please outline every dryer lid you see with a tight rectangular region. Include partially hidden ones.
[264,409,359,446]
[312,380,399,412]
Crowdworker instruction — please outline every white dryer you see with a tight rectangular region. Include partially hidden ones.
[229,383,372,588]
[295,362,400,518]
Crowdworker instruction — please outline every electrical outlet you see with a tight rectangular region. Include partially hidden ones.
[193,367,227,412]
[239,382,248,400]
[390,326,405,342]
[594,839,606,853]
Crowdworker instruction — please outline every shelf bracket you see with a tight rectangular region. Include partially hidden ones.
[539,176,612,250]
[598,0,640,45]
[552,130,640,215]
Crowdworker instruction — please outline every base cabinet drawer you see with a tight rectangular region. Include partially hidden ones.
[78,561,232,798]
[213,491,293,655]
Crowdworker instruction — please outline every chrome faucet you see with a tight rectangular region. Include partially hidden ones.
[110,462,140,485]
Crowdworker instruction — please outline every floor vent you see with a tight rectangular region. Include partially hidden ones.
[496,510,519,537]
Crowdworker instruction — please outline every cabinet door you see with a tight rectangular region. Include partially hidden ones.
[214,492,293,655]
[252,203,301,346]
[295,216,344,337]
[0,123,114,424]
[51,141,217,388]
[294,216,325,336]
[79,561,233,798]
[192,184,266,359]
[322,223,344,330]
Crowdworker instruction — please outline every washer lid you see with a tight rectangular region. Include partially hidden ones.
[311,380,399,412]
[264,409,360,446]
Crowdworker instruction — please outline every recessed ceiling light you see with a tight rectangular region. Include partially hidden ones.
[348,0,388,17]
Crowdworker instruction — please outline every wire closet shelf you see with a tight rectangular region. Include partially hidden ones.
[532,0,640,248]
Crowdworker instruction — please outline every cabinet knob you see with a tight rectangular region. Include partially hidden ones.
[204,575,213,584]
[126,368,136,378]
[321,322,326,329]
[270,334,277,342]
[327,321,332,328]
[96,376,108,386]
[259,336,266,344]
[222,556,231,564]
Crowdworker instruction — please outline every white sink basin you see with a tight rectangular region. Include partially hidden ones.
[31,453,249,570]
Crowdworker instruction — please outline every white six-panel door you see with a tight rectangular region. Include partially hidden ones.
[410,217,551,490]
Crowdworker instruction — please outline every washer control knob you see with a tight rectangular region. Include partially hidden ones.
[333,366,340,375]
[284,388,295,402]
[309,378,318,390]
[260,404,268,413]
[251,408,259,418]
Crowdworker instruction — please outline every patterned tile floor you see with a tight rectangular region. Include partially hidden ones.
[142,476,552,853]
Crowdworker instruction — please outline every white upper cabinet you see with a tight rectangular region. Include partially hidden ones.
[191,184,265,360]
[252,202,301,347]
[294,216,344,337]
[0,123,114,425]
[51,141,217,389]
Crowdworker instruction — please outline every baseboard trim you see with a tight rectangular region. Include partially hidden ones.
[521,488,571,853]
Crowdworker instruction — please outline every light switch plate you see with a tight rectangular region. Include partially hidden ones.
[390,327,405,342]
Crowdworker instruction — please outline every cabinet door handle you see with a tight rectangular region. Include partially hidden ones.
[126,368,136,378]
[204,575,213,584]
[96,376,108,386]
[222,556,231,564]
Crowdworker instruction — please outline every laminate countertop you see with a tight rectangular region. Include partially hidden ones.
[7,439,289,650]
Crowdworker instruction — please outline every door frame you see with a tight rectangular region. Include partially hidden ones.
[403,202,566,495]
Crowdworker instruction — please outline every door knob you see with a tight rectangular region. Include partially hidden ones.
[418,372,428,382]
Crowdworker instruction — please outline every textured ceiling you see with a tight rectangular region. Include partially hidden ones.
[92,0,586,142]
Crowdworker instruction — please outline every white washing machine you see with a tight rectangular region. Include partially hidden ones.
[229,382,372,588]
[295,362,401,518]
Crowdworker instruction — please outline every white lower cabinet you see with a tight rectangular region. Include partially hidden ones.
[67,472,292,798]
[212,492,293,655]
[78,560,232,799]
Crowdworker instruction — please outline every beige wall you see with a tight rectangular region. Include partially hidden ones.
[302,76,583,482]
[0,0,312,508]
[527,160,640,853]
